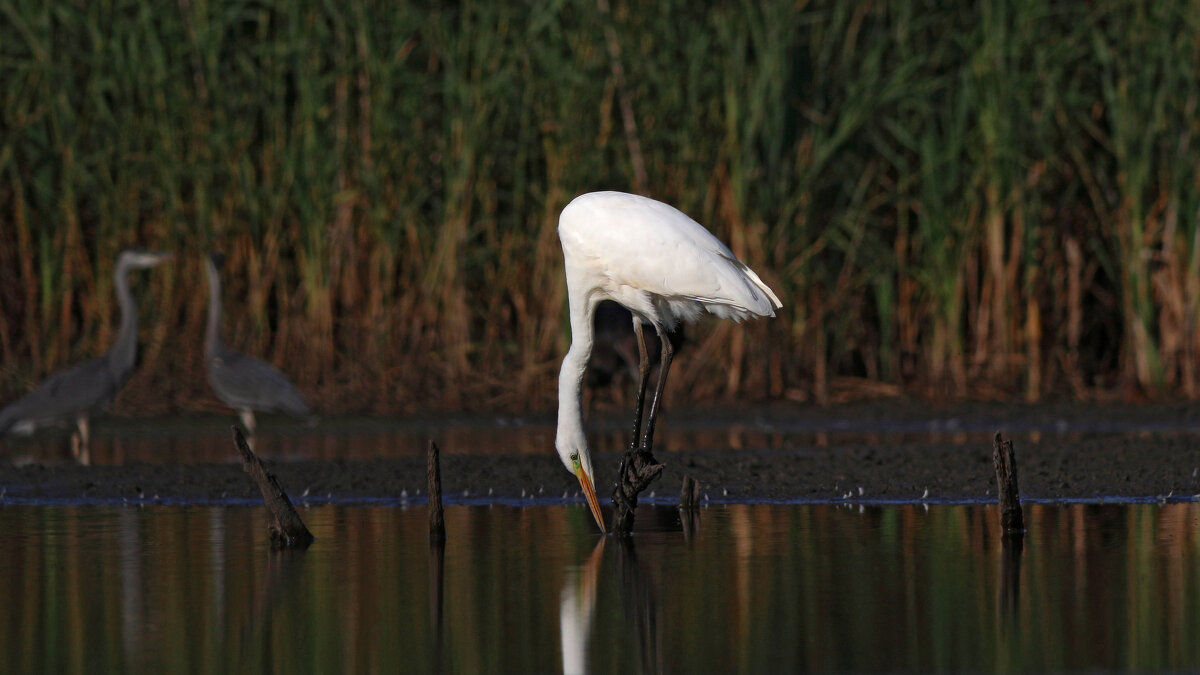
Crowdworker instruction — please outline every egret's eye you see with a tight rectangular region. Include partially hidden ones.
[570,452,580,466]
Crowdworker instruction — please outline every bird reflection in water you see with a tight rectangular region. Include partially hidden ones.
[615,538,662,675]
[561,539,605,675]
[560,537,663,675]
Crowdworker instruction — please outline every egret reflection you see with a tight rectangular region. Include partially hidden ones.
[560,539,605,675]
[560,536,664,675]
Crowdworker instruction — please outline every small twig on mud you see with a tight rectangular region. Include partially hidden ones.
[232,426,313,549]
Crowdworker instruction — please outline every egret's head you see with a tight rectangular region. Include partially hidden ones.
[556,438,606,533]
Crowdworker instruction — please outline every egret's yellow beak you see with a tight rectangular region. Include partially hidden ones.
[573,458,606,533]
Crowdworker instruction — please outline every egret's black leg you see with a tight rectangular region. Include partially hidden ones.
[628,319,652,451]
[639,324,674,453]
[612,322,670,535]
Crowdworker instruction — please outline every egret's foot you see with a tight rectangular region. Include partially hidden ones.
[611,446,664,536]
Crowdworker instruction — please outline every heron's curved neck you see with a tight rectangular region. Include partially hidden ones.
[110,260,139,378]
[204,265,223,356]
[557,294,596,449]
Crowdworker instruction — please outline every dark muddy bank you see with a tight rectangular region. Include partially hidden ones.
[1,424,1197,506]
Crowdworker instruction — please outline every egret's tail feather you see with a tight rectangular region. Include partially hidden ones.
[734,260,782,315]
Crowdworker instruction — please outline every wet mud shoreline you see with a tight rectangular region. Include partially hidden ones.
[1,417,1197,507]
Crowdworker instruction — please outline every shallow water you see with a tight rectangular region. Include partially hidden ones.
[0,502,1196,673]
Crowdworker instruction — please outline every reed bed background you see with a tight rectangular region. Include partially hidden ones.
[2,0,1199,415]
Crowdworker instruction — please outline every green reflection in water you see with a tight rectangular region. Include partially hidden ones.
[0,503,1196,673]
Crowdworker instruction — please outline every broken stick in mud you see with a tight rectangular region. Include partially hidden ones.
[232,426,314,548]
[992,431,1025,534]
[427,439,445,540]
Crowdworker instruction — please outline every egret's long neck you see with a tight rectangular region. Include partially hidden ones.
[109,260,139,379]
[557,293,596,449]
[204,263,223,357]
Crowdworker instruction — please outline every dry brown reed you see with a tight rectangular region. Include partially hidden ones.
[3,1,1200,414]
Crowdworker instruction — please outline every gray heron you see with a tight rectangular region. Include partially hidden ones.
[204,253,311,436]
[0,248,174,463]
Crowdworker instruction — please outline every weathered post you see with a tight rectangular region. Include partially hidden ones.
[992,431,1025,533]
[991,432,1026,621]
[232,426,313,548]
[427,440,446,541]
[679,475,701,510]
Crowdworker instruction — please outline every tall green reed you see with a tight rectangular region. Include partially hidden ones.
[4,0,1200,413]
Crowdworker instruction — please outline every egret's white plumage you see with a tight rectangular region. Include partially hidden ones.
[555,191,781,532]
[557,191,780,327]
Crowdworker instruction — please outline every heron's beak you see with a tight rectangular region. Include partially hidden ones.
[573,461,607,533]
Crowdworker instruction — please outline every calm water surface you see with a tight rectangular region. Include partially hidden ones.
[0,502,1196,673]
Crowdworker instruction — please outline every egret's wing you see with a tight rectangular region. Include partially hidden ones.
[563,192,781,315]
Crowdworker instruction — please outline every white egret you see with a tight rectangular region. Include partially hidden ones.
[556,191,781,532]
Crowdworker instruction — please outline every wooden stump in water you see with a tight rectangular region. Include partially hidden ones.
[427,440,446,541]
[232,426,313,549]
[612,449,664,535]
[992,431,1026,534]
[679,475,701,510]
